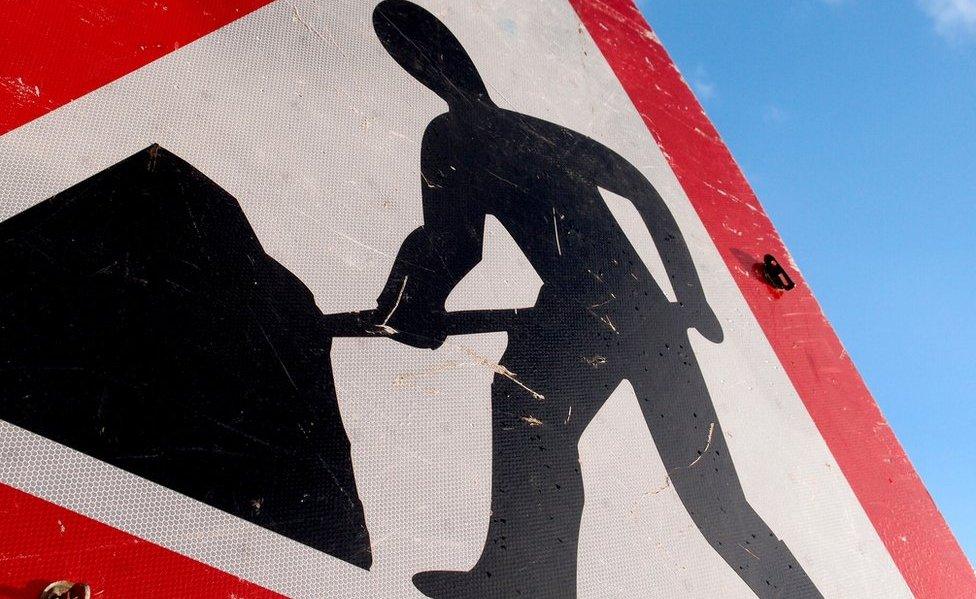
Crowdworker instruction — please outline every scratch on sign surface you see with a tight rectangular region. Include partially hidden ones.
[376,276,408,335]
[639,421,717,505]
[552,206,562,255]
[688,422,715,468]
[287,1,346,57]
[739,543,760,561]
[462,346,545,400]
[600,314,618,333]
[583,355,607,367]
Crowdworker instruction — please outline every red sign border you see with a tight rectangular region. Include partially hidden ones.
[0,0,971,596]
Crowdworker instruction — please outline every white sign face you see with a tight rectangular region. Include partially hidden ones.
[0,1,916,597]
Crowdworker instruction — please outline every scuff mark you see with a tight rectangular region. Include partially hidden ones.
[739,543,760,561]
[701,179,758,213]
[287,1,347,57]
[317,458,358,510]
[393,359,460,397]
[636,421,718,511]
[688,422,715,468]
[254,319,297,390]
[0,76,41,104]
[647,472,673,496]
[147,144,160,171]
[599,314,618,334]
[294,208,396,260]
[552,206,562,255]
[583,355,607,367]
[462,346,545,400]
[521,415,543,427]
[420,171,441,189]
[376,276,408,335]
[588,294,615,310]
[485,168,523,190]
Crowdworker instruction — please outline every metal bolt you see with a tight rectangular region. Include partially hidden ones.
[40,581,91,599]
[762,254,795,291]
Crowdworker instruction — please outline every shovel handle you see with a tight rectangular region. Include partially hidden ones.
[319,308,527,338]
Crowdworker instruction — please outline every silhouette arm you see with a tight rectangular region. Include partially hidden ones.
[589,145,723,342]
[375,179,485,349]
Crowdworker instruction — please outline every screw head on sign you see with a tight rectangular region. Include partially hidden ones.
[762,254,796,291]
[39,581,91,599]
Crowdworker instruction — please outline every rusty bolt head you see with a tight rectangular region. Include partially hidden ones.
[40,581,91,599]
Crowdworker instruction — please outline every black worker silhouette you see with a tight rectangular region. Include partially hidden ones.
[371,1,822,597]
[0,146,371,569]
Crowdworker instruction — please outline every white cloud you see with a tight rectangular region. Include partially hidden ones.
[918,0,976,40]
[762,104,788,125]
[690,65,716,101]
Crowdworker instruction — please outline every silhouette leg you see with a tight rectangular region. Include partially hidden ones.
[413,339,606,598]
[632,332,822,598]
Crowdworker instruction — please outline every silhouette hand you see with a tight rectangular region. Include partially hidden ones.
[677,300,723,344]
[372,305,447,350]
[693,303,723,344]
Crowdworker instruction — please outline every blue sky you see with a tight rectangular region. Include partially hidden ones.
[636,0,976,562]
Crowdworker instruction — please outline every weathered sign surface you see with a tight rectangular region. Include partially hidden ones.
[1,1,972,597]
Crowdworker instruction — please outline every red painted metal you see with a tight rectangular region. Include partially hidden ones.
[0,0,273,136]
[0,483,283,599]
[0,0,971,595]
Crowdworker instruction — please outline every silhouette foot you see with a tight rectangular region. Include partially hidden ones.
[412,570,489,598]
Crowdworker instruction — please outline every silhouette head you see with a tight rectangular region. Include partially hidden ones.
[373,0,492,109]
